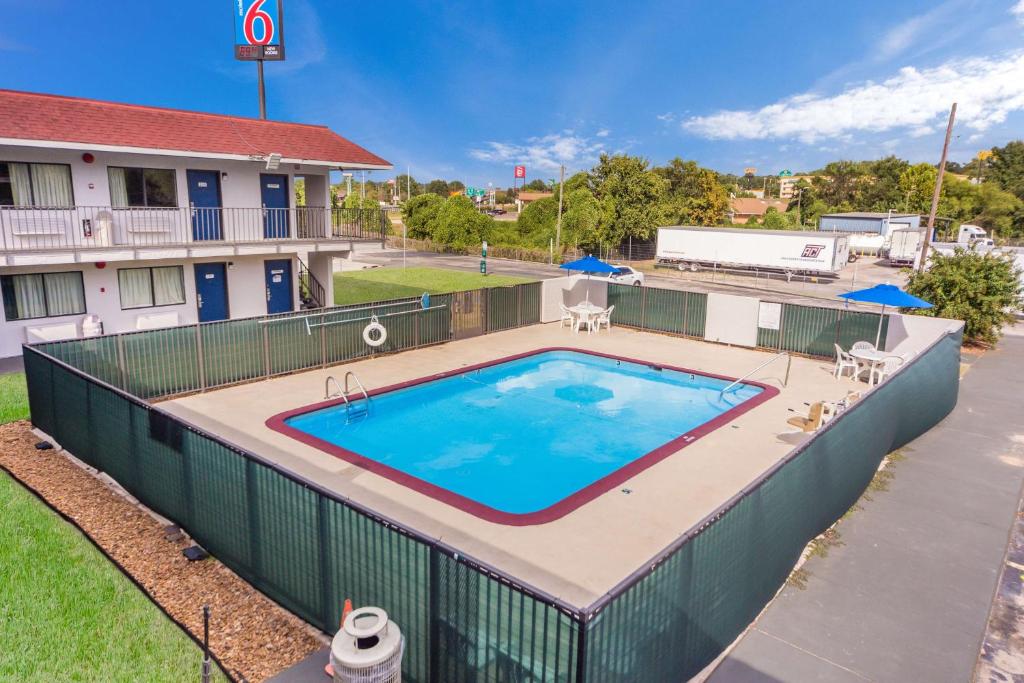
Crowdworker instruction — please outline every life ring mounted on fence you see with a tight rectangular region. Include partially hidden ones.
[363,315,387,347]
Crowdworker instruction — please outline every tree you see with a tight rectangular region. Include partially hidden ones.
[393,174,422,201]
[897,163,938,214]
[424,179,449,196]
[560,188,602,248]
[988,140,1024,199]
[814,160,867,207]
[522,179,549,192]
[656,158,729,225]
[860,156,910,210]
[590,154,668,245]
[431,195,492,249]
[447,180,466,194]
[516,195,560,246]
[401,193,444,239]
[905,249,1023,346]
[294,178,306,207]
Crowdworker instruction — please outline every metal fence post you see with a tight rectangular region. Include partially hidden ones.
[777,304,787,351]
[320,321,328,368]
[415,310,421,347]
[195,324,206,391]
[517,284,523,327]
[428,548,441,683]
[640,285,648,330]
[682,292,690,337]
[115,333,128,391]
[318,496,334,630]
[262,324,271,377]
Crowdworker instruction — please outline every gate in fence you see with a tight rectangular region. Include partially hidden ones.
[450,289,486,340]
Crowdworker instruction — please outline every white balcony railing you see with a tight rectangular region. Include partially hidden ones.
[0,206,387,252]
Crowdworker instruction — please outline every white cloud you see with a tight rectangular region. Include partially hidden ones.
[656,112,675,123]
[596,128,610,138]
[682,51,1024,143]
[468,132,606,172]
[1014,0,1024,23]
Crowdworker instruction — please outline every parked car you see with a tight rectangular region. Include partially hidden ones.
[591,265,645,286]
[484,208,507,216]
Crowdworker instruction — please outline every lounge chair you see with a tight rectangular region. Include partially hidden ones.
[593,305,615,333]
[559,304,575,329]
[787,402,831,432]
[833,344,859,379]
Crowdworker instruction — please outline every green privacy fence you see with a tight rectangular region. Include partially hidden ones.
[23,346,582,683]
[608,283,888,358]
[579,327,961,681]
[22,278,960,682]
[33,282,540,400]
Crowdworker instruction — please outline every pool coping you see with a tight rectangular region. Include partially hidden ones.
[264,347,780,526]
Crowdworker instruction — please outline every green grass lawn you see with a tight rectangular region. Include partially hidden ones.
[0,473,224,681]
[334,266,533,305]
[0,372,29,424]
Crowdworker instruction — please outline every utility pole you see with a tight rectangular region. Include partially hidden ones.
[919,102,956,272]
[406,166,411,202]
[555,165,565,252]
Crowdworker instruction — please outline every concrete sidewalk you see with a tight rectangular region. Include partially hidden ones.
[708,329,1024,682]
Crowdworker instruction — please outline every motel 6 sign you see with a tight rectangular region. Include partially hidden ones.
[234,0,286,61]
[514,165,526,179]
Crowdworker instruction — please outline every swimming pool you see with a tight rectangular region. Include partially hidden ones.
[267,349,777,525]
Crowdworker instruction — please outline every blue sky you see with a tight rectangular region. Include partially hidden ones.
[2,0,1024,187]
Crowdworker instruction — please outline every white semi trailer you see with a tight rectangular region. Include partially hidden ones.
[656,227,851,277]
[887,229,923,267]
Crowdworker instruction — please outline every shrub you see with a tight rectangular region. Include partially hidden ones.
[905,248,1023,346]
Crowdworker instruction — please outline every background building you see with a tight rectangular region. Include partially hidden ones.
[817,211,921,235]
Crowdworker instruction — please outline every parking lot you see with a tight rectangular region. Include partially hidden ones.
[351,247,909,311]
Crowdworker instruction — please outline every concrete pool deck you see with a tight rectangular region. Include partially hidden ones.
[160,323,865,609]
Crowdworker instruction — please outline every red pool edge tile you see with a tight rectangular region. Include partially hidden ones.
[265,347,780,527]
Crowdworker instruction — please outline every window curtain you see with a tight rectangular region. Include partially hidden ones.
[118,269,152,308]
[43,272,85,316]
[31,165,73,207]
[108,167,129,208]
[152,267,184,305]
[9,163,32,206]
[12,273,47,319]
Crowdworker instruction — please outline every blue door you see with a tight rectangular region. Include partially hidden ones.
[264,259,293,314]
[261,174,290,238]
[194,262,229,322]
[187,170,222,241]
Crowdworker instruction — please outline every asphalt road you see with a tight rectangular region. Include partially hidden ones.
[351,247,908,311]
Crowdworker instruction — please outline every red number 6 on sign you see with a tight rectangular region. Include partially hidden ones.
[244,0,275,45]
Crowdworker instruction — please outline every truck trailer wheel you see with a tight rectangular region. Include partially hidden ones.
[848,253,859,263]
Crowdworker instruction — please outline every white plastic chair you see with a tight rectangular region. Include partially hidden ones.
[851,340,876,352]
[833,344,859,379]
[869,356,904,386]
[574,310,594,334]
[559,304,575,329]
[593,305,615,333]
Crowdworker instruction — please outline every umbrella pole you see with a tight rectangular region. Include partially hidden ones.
[875,304,886,349]
[586,273,591,303]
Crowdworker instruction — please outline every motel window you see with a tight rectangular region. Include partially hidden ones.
[0,271,86,321]
[108,167,177,208]
[118,266,186,309]
[0,162,74,207]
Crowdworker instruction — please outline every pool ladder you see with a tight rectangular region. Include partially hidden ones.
[719,352,791,400]
[325,371,371,424]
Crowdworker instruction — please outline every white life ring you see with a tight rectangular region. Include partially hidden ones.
[363,316,387,347]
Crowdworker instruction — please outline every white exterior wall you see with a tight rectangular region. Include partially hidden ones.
[0,253,300,358]
[0,144,331,212]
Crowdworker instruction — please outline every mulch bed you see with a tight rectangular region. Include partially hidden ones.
[0,421,324,683]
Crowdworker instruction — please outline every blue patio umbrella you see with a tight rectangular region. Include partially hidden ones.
[838,283,933,348]
[559,255,618,302]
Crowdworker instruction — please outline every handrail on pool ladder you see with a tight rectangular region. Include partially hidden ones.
[324,372,371,404]
[719,352,791,399]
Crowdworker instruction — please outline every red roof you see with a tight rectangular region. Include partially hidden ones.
[0,90,391,168]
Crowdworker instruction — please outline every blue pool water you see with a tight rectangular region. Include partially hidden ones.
[284,350,764,517]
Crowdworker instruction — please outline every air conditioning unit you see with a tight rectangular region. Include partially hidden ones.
[330,607,404,683]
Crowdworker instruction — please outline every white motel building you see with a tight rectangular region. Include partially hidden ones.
[0,89,391,359]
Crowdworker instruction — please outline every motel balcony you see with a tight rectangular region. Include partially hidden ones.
[0,205,388,266]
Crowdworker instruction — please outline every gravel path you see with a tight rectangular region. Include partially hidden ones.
[0,421,323,682]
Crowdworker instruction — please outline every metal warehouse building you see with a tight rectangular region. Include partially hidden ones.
[818,212,921,235]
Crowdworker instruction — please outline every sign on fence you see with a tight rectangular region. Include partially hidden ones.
[758,302,782,330]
